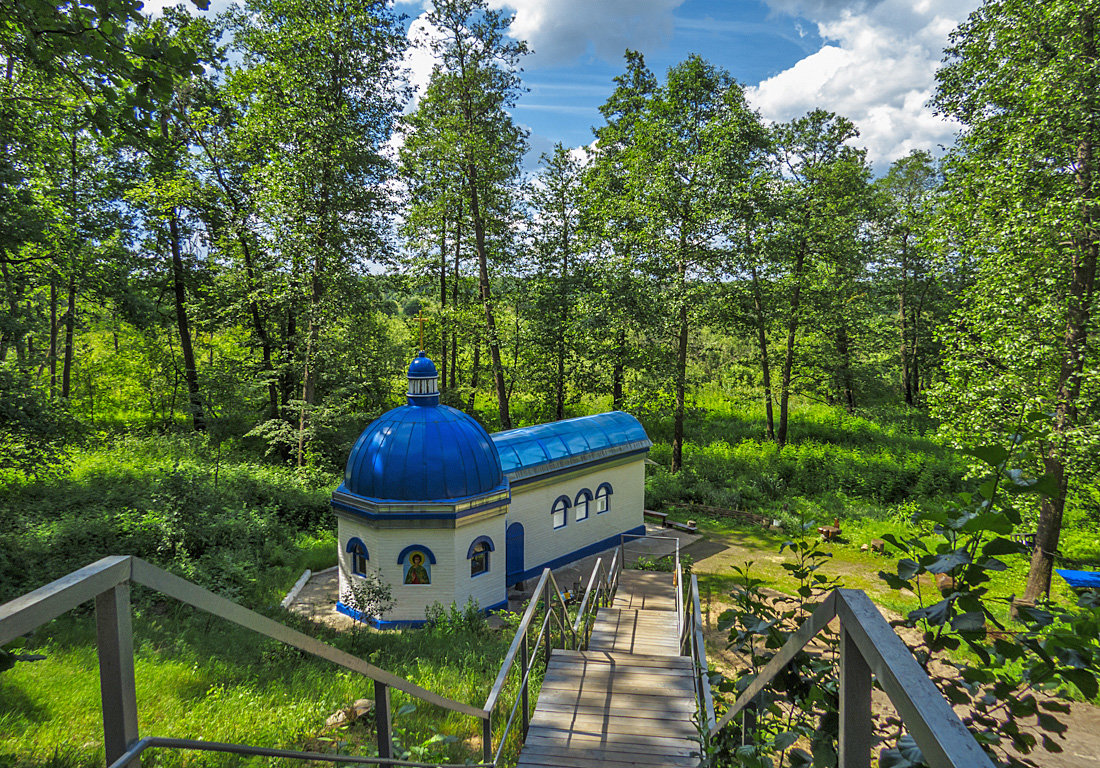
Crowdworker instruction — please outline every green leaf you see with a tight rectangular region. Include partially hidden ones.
[1063,668,1098,700]
[897,558,921,579]
[951,611,985,632]
[967,444,1010,467]
[774,731,799,750]
[923,551,970,574]
[982,537,1027,556]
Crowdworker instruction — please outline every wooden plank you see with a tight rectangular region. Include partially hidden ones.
[554,649,694,669]
[545,661,695,681]
[546,654,694,676]
[530,710,698,738]
[538,675,694,698]
[532,701,697,724]
[524,726,699,751]
[519,742,699,766]
[516,746,699,768]
[534,688,699,714]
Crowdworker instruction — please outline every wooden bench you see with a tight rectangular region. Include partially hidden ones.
[644,509,669,526]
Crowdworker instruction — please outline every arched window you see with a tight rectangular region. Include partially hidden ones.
[397,545,436,585]
[595,482,613,514]
[551,495,570,529]
[574,489,593,522]
[468,535,494,577]
[346,537,369,576]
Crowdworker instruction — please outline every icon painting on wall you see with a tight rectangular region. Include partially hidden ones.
[404,551,430,584]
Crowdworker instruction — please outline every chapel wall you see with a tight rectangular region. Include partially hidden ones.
[509,457,645,577]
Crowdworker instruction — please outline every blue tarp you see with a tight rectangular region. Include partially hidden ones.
[1056,569,1100,589]
[492,411,651,475]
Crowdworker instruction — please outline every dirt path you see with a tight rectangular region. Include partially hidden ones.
[687,533,1100,767]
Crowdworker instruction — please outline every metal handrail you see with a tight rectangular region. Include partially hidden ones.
[482,565,575,764]
[0,556,490,768]
[571,556,609,646]
[711,588,996,768]
[106,736,494,768]
[685,574,716,733]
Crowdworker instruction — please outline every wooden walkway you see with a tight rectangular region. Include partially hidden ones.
[516,570,700,768]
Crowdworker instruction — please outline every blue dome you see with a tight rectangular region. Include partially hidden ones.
[342,404,505,502]
[407,352,437,378]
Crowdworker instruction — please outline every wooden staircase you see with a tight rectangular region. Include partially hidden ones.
[516,569,701,768]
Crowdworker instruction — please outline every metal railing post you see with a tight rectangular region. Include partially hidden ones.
[543,579,552,665]
[96,583,139,768]
[481,714,492,764]
[839,624,872,768]
[520,636,530,738]
[374,681,392,759]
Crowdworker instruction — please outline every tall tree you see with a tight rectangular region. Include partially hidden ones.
[227,0,406,459]
[771,110,869,446]
[585,50,660,411]
[526,144,583,420]
[875,150,941,407]
[625,55,766,472]
[933,0,1100,602]
[412,0,528,429]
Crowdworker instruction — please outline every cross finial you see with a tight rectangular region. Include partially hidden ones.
[417,310,425,351]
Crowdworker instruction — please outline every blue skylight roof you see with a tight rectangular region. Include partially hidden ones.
[491,411,651,476]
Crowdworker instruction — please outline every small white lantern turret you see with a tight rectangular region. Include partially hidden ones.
[406,351,440,406]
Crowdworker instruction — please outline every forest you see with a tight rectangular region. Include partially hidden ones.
[2,0,1100,765]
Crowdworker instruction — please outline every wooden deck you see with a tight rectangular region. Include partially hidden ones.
[516,570,700,768]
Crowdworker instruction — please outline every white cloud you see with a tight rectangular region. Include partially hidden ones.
[488,0,685,67]
[747,0,979,170]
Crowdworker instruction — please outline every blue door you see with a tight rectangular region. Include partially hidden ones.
[506,522,524,587]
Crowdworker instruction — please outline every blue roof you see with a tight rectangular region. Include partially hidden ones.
[341,404,505,502]
[1057,569,1100,589]
[408,351,437,378]
[491,411,651,476]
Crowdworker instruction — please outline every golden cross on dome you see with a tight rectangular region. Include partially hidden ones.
[417,310,425,351]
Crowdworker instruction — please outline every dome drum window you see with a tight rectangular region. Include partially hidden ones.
[596,482,613,513]
[468,535,494,577]
[574,489,592,522]
[346,537,369,576]
[551,495,570,529]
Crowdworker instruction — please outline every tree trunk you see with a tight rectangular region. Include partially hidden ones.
[61,270,75,400]
[238,232,278,419]
[899,233,913,406]
[777,243,807,448]
[49,278,57,397]
[440,215,448,388]
[168,210,206,432]
[555,229,568,421]
[466,164,511,429]
[282,308,297,408]
[612,328,625,410]
[467,336,480,413]
[749,259,775,440]
[1023,42,1098,601]
[671,244,689,474]
[451,218,461,388]
[836,322,855,414]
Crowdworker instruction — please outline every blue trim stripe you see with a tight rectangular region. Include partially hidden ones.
[510,525,646,584]
[337,598,509,629]
[397,544,437,565]
[506,447,650,488]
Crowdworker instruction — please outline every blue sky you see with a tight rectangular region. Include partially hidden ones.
[402,0,981,173]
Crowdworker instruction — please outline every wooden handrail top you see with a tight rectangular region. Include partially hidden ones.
[0,556,486,720]
[712,588,995,768]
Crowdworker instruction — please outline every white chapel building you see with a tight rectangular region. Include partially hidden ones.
[334,352,651,627]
